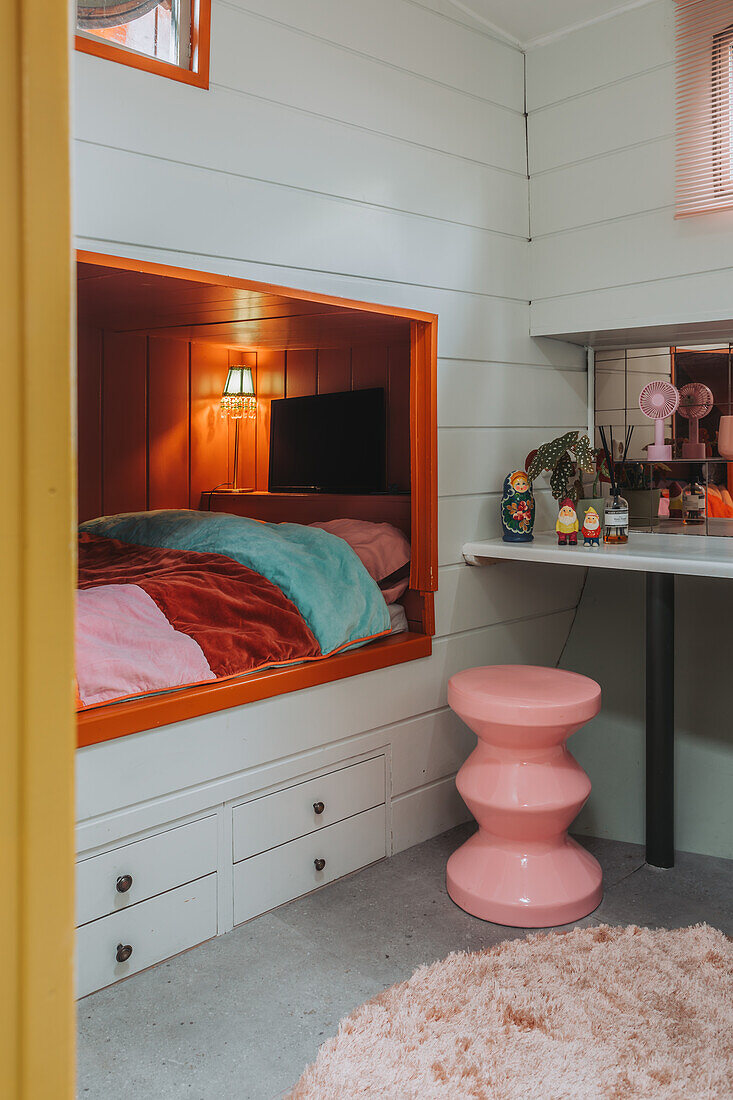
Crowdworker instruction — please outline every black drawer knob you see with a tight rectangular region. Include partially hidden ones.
[313,801,325,815]
[116,943,133,963]
[116,874,133,893]
[314,858,326,872]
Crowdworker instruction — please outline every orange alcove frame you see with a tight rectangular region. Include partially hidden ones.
[75,0,212,90]
[76,251,438,748]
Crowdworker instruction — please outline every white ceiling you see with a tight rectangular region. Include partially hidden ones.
[447,0,651,47]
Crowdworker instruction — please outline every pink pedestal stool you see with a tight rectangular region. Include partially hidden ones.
[446,665,602,927]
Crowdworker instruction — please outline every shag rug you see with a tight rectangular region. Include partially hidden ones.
[288,924,732,1099]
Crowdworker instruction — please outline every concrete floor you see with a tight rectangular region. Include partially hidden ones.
[77,826,733,1100]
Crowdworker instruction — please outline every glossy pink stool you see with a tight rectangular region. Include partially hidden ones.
[447,665,602,927]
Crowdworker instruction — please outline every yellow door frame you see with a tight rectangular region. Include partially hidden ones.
[1,0,75,1096]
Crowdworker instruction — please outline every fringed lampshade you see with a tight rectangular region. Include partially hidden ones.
[220,365,256,492]
[220,366,256,420]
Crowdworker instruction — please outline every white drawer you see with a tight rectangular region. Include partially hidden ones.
[76,874,217,999]
[234,804,385,925]
[233,756,385,862]
[76,815,218,927]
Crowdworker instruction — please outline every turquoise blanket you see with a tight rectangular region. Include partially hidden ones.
[79,510,390,655]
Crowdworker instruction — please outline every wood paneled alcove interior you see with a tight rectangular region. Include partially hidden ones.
[75,254,438,743]
[77,260,412,521]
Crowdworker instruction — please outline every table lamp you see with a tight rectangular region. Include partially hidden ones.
[220,366,256,492]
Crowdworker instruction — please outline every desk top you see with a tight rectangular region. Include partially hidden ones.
[462,531,733,579]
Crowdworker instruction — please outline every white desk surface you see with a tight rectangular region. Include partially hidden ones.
[462,531,733,579]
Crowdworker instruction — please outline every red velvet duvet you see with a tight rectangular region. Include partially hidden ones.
[76,534,321,707]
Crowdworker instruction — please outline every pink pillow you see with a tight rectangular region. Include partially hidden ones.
[311,519,411,603]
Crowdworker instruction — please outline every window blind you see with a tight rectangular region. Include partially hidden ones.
[676,0,733,216]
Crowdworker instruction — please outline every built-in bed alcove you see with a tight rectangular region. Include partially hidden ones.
[76,252,437,747]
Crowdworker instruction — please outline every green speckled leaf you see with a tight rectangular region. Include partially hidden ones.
[527,430,579,483]
[573,434,595,475]
[526,454,543,482]
[550,452,575,499]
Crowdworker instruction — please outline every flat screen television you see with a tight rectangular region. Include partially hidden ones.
[268,387,387,494]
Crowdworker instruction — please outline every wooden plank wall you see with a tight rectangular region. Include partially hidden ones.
[77,331,410,521]
[77,329,226,521]
[527,2,733,860]
[73,0,589,853]
[527,0,733,337]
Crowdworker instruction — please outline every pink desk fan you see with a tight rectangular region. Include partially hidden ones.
[678,382,714,459]
[639,380,680,460]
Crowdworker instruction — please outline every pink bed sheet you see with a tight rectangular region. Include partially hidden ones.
[76,583,215,706]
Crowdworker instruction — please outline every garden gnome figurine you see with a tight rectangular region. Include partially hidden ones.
[556,498,579,546]
[581,506,601,547]
[500,470,535,543]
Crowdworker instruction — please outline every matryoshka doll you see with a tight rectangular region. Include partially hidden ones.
[500,470,535,542]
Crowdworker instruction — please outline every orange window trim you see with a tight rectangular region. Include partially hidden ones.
[75,250,438,748]
[75,0,211,90]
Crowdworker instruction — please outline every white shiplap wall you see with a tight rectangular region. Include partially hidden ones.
[73,0,587,852]
[527,0,733,339]
[528,3,733,859]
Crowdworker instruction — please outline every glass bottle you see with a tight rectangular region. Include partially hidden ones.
[682,480,705,526]
[604,493,629,544]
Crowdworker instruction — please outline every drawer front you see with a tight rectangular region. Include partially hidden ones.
[234,804,385,925]
[76,815,218,927]
[233,756,385,862]
[76,874,217,999]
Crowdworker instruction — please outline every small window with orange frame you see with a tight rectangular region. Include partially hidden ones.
[75,1,211,89]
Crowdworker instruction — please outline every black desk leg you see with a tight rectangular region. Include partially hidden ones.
[645,572,675,868]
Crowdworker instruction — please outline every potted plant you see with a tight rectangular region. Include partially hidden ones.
[525,430,596,506]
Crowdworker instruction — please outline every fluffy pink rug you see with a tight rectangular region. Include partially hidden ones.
[289,924,732,1099]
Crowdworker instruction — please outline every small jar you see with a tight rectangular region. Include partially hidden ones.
[682,481,705,526]
[604,493,629,544]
